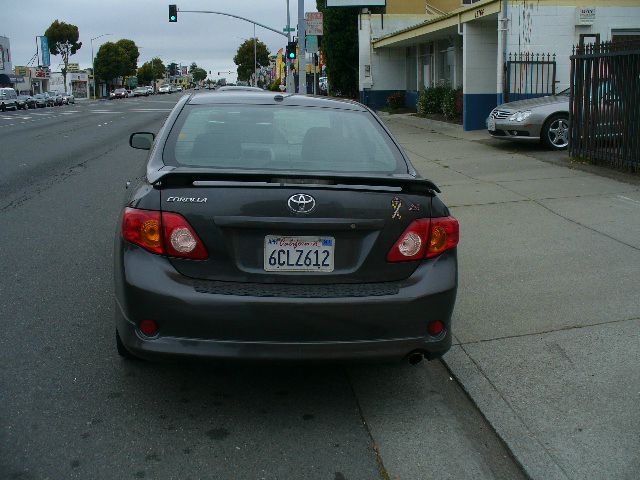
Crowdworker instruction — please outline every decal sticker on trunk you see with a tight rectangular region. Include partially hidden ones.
[391,197,402,220]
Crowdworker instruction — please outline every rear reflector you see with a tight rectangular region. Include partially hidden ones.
[139,319,158,336]
[427,320,445,337]
[387,216,459,262]
[122,207,208,260]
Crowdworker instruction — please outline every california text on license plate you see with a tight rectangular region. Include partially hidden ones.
[264,236,335,272]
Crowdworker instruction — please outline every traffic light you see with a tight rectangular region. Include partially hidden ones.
[169,4,177,22]
[286,42,297,60]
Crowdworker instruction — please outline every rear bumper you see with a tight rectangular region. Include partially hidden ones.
[114,243,457,362]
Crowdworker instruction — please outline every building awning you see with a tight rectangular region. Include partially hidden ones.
[373,0,501,49]
[0,74,26,84]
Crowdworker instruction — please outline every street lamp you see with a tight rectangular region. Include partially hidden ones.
[91,33,112,99]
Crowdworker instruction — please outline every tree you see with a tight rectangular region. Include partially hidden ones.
[136,63,153,85]
[315,2,359,98]
[115,39,139,77]
[191,67,207,83]
[94,42,125,85]
[168,62,178,77]
[136,58,166,86]
[44,20,82,93]
[233,39,269,82]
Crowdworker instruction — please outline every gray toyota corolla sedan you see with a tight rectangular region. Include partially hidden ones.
[115,92,459,364]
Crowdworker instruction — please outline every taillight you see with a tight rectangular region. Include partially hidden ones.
[387,216,459,262]
[161,211,208,260]
[121,208,208,260]
[426,216,459,258]
[387,219,430,262]
[122,208,163,255]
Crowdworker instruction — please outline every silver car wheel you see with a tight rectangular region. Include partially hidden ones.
[548,119,569,148]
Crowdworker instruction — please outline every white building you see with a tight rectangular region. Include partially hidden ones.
[0,35,16,87]
[49,71,90,98]
[358,0,640,130]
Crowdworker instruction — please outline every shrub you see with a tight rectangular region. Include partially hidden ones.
[442,87,463,120]
[418,83,447,114]
[387,91,406,110]
[267,79,282,91]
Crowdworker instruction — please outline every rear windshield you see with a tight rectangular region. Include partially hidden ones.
[163,105,407,174]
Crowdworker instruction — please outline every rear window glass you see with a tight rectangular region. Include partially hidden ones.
[163,105,406,174]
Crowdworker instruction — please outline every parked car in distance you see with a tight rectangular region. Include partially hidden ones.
[62,92,75,104]
[112,88,128,99]
[169,84,178,93]
[146,86,154,95]
[176,85,183,92]
[116,92,459,364]
[0,87,18,111]
[487,88,570,150]
[158,84,171,94]
[47,91,64,106]
[16,94,35,110]
[32,93,51,108]
[134,87,149,97]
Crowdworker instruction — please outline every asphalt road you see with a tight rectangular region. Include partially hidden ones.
[0,95,526,480]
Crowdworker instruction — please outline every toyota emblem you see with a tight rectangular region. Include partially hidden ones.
[288,193,316,214]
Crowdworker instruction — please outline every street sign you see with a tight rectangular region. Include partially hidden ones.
[305,12,323,36]
[283,27,296,32]
[306,35,319,54]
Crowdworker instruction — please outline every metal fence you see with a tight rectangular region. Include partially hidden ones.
[505,52,556,102]
[569,40,640,171]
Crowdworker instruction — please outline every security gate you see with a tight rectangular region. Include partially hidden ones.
[504,52,557,102]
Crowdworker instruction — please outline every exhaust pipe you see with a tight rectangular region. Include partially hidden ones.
[407,352,424,365]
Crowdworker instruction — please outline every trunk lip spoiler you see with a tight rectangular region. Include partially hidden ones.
[148,167,441,194]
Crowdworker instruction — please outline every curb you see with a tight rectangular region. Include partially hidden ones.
[442,346,570,480]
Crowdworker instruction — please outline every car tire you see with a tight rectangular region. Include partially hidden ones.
[542,114,570,150]
[1,103,5,112]
[116,329,139,360]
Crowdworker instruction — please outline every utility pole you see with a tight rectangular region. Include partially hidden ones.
[297,0,306,94]
[254,23,257,87]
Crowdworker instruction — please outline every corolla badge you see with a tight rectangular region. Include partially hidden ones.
[166,196,208,203]
[288,193,316,214]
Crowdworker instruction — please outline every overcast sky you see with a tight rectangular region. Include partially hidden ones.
[2,0,318,82]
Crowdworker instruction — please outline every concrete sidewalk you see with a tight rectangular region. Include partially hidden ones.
[383,114,640,480]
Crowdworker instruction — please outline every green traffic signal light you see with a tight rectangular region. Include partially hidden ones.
[169,4,177,22]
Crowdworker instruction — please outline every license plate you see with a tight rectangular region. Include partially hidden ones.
[488,117,496,131]
[264,236,335,272]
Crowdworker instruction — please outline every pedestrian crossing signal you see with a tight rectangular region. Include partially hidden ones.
[169,5,177,22]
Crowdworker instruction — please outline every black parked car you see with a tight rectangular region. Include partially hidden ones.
[16,95,36,110]
[115,92,459,364]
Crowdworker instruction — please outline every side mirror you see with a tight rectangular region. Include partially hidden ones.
[129,132,155,150]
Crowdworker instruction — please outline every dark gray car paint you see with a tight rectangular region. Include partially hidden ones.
[115,92,457,362]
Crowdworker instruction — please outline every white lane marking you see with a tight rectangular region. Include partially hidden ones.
[90,110,120,113]
[60,112,74,115]
[617,195,640,207]
[129,108,172,111]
